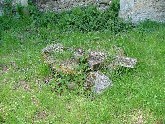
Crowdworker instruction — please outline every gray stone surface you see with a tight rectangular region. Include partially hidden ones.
[88,51,107,70]
[42,43,79,74]
[37,0,112,12]
[73,48,85,61]
[51,59,78,74]
[12,0,28,6]
[115,56,137,68]
[108,46,137,70]
[0,8,3,16]
[0,0,3,16]
[42,43,64,64]
[42,43,137,94]
[0,0,28,16]
[119,0,165,23]
[42,43,64,54]
[85,71,112,94]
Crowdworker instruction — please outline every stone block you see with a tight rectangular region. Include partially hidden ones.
[119,0,165,23]
[85,71,112,94]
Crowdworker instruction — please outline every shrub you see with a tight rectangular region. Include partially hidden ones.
[1,0,133,33]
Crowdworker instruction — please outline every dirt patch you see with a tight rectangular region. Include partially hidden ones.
[129,109,155,124]
[13,80,31,91]
[31,96,40,107]
[33,110,48,121]
[131,110,145,124]
[0,64,9,75]
[156,119,164,124]
[0,61,18,75]
[120,109,157,124]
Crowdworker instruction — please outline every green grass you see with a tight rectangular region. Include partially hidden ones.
[0,20,165,123]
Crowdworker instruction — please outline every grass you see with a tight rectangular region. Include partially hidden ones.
[0,18,165,123]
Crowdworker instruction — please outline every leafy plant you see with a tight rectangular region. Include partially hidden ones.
[1,0,133,33]
[27,0,133,33]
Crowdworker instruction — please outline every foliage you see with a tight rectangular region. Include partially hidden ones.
[30,4,132,32]
[1,0,133,33]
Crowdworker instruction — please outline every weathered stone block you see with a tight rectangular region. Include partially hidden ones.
[37,0,112,12]
[119,0,165,23]
[115,56,137,68]
[51,59,79,75]
[41,43,137,94]
[88,51,107,70]
[12,0,28,6]
[85,71,112,94]
[0,0,3,16]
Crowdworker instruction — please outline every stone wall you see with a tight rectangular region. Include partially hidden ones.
[0,0,111,16]
[0,0,4,16]
[0,0,28,16]
[12,0,28,6]
[119,0,165,23]
[37,0,112,12]
[1,0,165,24]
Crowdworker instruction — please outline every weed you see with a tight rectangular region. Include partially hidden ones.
[1,0,132,33]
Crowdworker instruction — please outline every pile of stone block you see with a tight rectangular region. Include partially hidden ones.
[42,43,137,94]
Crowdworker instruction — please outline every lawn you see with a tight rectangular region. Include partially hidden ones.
[0,19,165,123]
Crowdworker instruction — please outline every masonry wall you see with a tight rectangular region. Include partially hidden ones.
[12,0,28,6]
[0,0,112,16]
[0,0,4,16]
[119,0,165,23]
[1,0,165,24]
[37,0,112,12]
